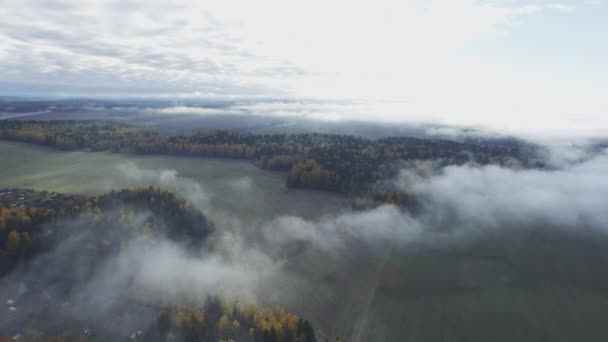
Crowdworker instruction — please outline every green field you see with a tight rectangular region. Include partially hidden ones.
[0,140,347,220]
[2,140,608,341]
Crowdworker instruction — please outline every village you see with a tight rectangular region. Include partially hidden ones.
[0,189,84,211]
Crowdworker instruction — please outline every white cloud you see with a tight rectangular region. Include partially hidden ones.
[154,106,225,115]
[115,162,212,210]
[395,148,608,231]
[228,176,254,193]
[0,0,581,90]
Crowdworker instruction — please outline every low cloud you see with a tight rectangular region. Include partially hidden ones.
[115,162,212,210]
[228,176,254,193]
[424,126,501,140]
[396,148,608,232]
[97,236,277,305]
[142,101,360,122]
[115,148,608,268]
[153,106,225,116]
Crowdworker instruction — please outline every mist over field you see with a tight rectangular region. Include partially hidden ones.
[2,132,607,340]
[1,0,607,341]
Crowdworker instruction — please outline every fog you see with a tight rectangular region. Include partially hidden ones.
[0,98,540,139]
[419,155,608,231]
[3,142,608,340]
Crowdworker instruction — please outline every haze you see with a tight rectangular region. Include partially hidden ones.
[1,2,608,342]
[1,0,607,137]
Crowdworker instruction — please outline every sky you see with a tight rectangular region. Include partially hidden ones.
[0,0,606,137]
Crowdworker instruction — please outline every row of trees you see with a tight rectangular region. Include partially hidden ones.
[0,299,320,342]
[0,120,539,195]
[154,299,317,342]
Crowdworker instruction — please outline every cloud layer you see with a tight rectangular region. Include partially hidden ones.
[398,148,608,233]
[1,1,606,137]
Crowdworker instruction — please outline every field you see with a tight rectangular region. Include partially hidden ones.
[3,140,608,341]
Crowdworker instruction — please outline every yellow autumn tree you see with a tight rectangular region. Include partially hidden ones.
[6,230,20,253]
[218,313,230,330]
[192,309,205,324]
[282,313,300,336]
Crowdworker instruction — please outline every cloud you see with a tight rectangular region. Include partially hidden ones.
[229,101,358,121]
[115,162,212,210]
[228,176,254,193]
[114,146,608,257]
[99,236,277,304]
[399,148,608,232]
[424,126,501,140]
[1,1,605,137]
[153,106,225,115]
[140,101,364,122]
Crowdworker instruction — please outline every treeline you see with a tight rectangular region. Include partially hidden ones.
[0,120,158,151]
[0,120,540,194]
[150,299,317,342]
[0,186,212,275]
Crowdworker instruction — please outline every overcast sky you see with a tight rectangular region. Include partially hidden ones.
[0,0,606,137]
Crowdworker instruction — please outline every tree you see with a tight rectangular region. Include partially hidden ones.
[192,309,205,324]
[6,230,20,254]
[301,320,316,342]
[218,313,230,330]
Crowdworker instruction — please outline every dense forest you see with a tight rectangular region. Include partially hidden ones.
[0,187,325,342]
[0,120,541,194]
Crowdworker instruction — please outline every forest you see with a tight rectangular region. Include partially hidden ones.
[1,297,319,342]
[0,187,325,342]
[0,120,541,195]
[0,187,212,276]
